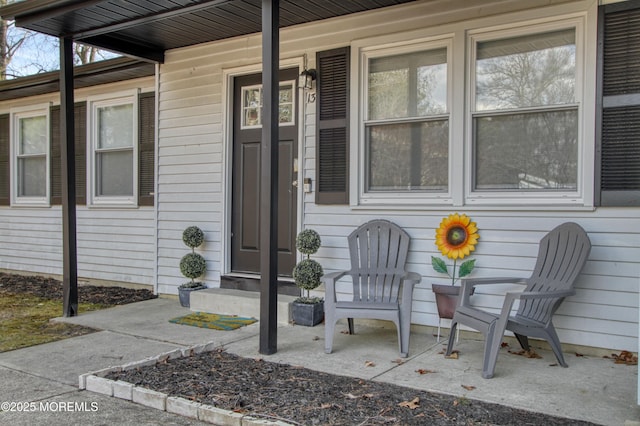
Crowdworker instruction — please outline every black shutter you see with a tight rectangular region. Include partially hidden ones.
[596,1,640,206]
[138,92,155,207]
[0,114,9,206]
[50,102,86,205]
[316,47,350,204]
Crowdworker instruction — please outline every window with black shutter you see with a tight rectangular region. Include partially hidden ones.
[0,114,9,206]
[316,47,350,205]
[596,0,640,206]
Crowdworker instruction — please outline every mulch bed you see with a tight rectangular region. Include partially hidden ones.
[1,272,597,425]
[0,272,157,305]
[106,348,597,426]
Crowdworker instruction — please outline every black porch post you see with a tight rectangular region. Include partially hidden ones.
[60,37,78,317]
[259,0,279,354]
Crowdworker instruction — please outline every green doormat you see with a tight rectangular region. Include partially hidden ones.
[169,312,257,330]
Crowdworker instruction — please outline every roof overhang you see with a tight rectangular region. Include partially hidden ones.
[0,57,155,101]
[0,0,420,63]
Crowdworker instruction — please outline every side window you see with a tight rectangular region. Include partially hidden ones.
[10,105,50,206]
[88,93,137,206]
[471,27,579,195]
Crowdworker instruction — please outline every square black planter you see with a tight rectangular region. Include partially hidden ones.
[291,301,324,326]
[178,285,205,308]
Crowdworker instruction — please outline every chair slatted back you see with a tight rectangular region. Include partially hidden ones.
[347,220,411,304]
[518,222,591,324]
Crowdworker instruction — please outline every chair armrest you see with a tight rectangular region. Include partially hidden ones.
[321,271,349,305]
[513,289,576,300]
[459,277,527,305]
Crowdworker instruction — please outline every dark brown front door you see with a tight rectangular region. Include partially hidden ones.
[231,69,298,277]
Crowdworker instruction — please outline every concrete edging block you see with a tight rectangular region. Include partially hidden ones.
[112,380,134,400]
[132,386,167,411]
[198,405,243,426]
[166,396,201,419]
[242,417,293,426]
[85,375,113,396]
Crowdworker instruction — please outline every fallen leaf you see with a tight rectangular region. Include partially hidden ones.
[365,360,376,367]
[501,342,509,348]
[320,403,332,409]
[461,384,476,391]
[343,393,359,399]
[391,358,405,365]
[415,369,435,375]
[340,330,350,334]
[508,349,542,359]
[611,350,638,365]
[549,363,558,367]
[453,399,459,406]
[399,397,420,409]
[445,351,459,359]
[312,335,320,341]
[575,352,585,357]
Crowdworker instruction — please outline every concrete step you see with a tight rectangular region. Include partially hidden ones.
[189,288,296,326]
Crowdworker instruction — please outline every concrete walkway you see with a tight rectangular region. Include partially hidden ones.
[1,298,638,425]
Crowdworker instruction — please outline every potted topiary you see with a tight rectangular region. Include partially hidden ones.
[178,226,207,308]
[292,229,324,326]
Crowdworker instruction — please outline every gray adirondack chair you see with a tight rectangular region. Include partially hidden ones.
[323,220,421,357]
[445,222,591,378]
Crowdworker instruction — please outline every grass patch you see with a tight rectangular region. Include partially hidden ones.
[0,292,108,353]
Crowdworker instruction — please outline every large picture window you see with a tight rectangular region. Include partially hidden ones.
[10,106,49,205]
[364,45,449,194]
[472,28,579,193]
[88,93,137,206]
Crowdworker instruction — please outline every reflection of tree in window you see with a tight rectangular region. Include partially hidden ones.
[366,48,448,191]
[474,29,578,191]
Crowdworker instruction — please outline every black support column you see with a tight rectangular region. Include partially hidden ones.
[60,37,78,317]
[259,0,279,354]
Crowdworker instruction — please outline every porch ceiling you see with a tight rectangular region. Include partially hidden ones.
[0,0,419,63]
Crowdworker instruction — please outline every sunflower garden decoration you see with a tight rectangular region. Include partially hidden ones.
[431,213,479,322]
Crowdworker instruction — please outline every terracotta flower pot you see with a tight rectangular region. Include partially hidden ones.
[432,284,462,320]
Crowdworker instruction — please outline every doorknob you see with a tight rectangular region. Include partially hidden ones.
[292,180,298,188]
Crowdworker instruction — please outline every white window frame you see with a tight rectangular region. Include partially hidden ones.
[10,104,50,207]
[465,18,587,206]
[87,90,139,207]
[357,36,454,206]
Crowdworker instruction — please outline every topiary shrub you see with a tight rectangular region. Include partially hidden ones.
[180,252,207,283]
[293,229,323,304]
[183,226,205,249]
[179,226,206,289]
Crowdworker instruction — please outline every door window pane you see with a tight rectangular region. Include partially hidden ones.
[241,82,295,128]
